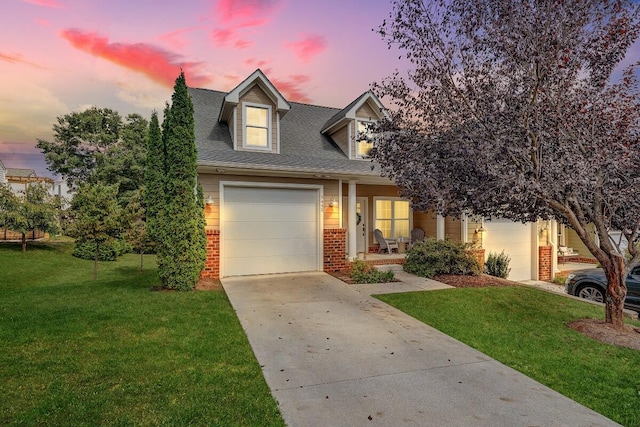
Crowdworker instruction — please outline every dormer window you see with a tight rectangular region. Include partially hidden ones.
[356,120,374,158]
[244,103,271,150]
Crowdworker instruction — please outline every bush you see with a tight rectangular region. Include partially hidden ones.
[72,239,132,261]
[404,238,481,278]
[485,251,511,278]
[350,259,395,284]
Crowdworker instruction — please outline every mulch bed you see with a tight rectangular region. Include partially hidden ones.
[434,274,520,288]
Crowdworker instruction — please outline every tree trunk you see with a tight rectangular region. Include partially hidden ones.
[140,249,144,272]
[21,233,26,252]
[94,242,98,282]
[603,255,627,329]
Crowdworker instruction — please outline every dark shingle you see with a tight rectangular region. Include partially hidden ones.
[189,87,382,176]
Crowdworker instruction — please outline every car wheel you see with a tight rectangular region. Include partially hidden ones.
[577,285,605,303]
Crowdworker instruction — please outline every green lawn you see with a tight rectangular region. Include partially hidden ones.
[376,286,640,427]
[0,238,284,427]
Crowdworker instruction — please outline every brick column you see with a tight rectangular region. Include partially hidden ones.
[201,230,220,279]
[323,228,348,272]
[467,248,485,270]
[538,245,553,281]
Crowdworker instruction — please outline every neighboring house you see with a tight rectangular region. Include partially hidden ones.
[5,167,52,194]
[1,165,51,241]
[193,69,561,280]
[0,158,6,184]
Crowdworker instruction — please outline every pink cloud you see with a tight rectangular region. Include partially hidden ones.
[158,27,200,50]
[271,75,312,103]
[234,39,252,49]
[210,0,280,48]
[21,0,63,8]
[216,0,278,23]
[285,34,327,63]
[0,51,46,69]
[59,29,212,87]
[245,57,269,68]
[211,28,234,46]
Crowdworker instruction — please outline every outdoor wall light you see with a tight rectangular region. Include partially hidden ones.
[328,198,338,208]
[205,194,215,205]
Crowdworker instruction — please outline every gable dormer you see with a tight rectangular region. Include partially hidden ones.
[321,91,387,160]
[218,69,291,154]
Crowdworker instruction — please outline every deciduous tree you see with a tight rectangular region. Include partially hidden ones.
[372,0,640,327]
[0,183,60,252]
[68,183,122,281]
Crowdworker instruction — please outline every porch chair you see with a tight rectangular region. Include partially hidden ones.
[410,227,425,248]
[374,229,399,254]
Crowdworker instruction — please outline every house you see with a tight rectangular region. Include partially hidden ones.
[5,167,52,195]
[0,158,6,184]
[193,69,566,280]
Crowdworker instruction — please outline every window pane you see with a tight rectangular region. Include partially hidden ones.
[246,127,268,147]
[357,140,373,157]
[376,200,392,220]
[394,200,409,219]
[376,219,392,237]
[395,220,409,239]
[357,121,373,157]
[246,106,268,126]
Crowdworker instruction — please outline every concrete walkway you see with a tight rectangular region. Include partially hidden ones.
[222,272,619,427]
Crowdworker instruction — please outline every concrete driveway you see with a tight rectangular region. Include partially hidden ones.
[222,272,618,427]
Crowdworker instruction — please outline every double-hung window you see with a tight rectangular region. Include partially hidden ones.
[356,120,374,158]
[374,198,410,239]
[244,103,271,149]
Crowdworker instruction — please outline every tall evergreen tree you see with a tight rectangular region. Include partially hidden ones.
[144,111,165,244]
[151,72,206,290]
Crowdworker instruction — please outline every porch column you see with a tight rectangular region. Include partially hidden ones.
[550,220,559,274]
[460,214,468,243]
[347,180,357,259]
[436,214,445,240]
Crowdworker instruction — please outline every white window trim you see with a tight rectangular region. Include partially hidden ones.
[373,196,412,239]
[242,102,272,151]
[354,119,375,159]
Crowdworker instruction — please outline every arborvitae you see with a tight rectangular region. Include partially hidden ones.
[144,111,165,246]
[157,72,206,290]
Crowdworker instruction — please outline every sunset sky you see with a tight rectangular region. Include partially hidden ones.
[2,1,639,180]
[1,0,405,178]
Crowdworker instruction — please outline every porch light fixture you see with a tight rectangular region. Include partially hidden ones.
[328,198,338,208]
[205,194,215,205]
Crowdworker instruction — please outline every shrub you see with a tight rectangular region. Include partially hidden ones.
[404,238,481,278]
[552,275,567,285]
[72,239,131,261]
[350,259,395,284]
[485,251,511,278]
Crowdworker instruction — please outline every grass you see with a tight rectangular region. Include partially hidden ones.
[376,286,640,427]
[0,238,284,427]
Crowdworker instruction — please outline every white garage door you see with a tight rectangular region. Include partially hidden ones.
[482,219,533,281]
[222,186,320,277]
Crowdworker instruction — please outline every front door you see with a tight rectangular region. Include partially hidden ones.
[344,197,368,255]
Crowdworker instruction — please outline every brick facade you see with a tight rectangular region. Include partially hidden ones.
[323,228,349,272]
[467,248,485,270]
[201,230,220,279]
[538,245,553,281]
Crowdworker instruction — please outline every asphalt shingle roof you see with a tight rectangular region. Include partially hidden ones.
[6,168,36,178]
[190,87,382,177]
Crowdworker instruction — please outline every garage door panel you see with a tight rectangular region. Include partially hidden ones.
[225,238,318,258]
[225,221,317,241]
[226,203,316,223]
[483,219,532,281]
[225,254,319,277]
[222,186,320,277]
